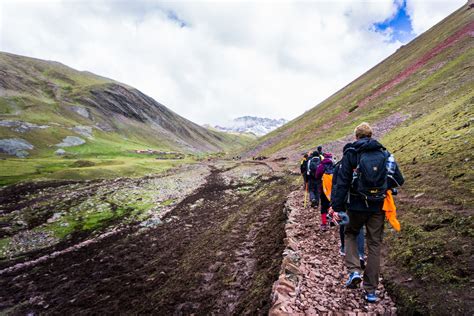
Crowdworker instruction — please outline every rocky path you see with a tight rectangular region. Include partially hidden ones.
[270,189,397,315]
[0,162,292,315]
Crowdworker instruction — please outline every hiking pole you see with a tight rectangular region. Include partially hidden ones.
[304,183,309,208]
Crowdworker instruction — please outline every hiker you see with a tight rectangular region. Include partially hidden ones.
[316,145,324,159]
[306,150,323,208]
[315,152,334,230]
[331,122,404,303]
[330,144,366,267]
[300,153,309,188]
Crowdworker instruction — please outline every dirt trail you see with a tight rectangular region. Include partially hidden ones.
[0,163,292,315]
[270,190,396,315]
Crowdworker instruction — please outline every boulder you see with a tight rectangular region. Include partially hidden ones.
[0,138,34,157]
[55,148,66,155]
[71,106,91,119]
[56,136,86,147]
[71,125,93,139]
[0,120,49,133]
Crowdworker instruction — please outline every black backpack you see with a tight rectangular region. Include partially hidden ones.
[307,156,321,176]
[352,148,389,203]
[300,158,308,174]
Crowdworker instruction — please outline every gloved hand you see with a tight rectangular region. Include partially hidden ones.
[333,211,349,226]
[328,206,335,217]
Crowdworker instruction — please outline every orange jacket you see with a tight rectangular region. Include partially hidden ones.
[383,190,400,231]
[322,174,333,201]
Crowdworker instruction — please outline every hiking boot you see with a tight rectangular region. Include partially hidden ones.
[311,200,317,207]
[339,249,345,256]
[320,224,328,231]
[359,256,366,269]
[345,271,362,289]
[364,291,377,303]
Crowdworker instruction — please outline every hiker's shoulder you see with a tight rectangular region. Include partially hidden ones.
[342,142,357,155]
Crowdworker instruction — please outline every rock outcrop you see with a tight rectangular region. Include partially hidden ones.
[0,138,34,157]
[55,136,86,147]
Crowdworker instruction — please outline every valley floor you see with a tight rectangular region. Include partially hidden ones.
[0,161,292,315]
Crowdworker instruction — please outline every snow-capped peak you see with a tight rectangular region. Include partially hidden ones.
[212,116,288,136]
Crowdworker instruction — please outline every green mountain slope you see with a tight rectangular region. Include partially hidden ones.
[0,51,251,156]
[0,52,253,184]
[244,3,473,314]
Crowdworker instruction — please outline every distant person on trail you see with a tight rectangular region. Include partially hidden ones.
[316,145,324,157]
[331,122,404,303]
[307,150,323,208]
[300,153,309,188]
[315,152,334,230]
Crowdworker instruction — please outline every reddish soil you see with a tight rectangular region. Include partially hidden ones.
[317,20,474,133]
[0,166,294,315]
[357,20,474,109]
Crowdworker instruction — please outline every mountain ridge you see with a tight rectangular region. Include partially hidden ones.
[0,51,252,158]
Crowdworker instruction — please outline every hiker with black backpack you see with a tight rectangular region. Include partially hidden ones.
[307,150,323,208]
[315,152,334,230]
[331,122,404,303]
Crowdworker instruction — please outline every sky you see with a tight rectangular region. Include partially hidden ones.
[0,0,466,125]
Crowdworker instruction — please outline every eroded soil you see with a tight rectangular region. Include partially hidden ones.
[0,162,294,315]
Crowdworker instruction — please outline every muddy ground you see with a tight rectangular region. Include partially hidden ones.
[0,162,296,315]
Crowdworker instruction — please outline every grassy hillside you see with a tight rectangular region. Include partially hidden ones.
[244,3,473,314]
[0,52,253,184]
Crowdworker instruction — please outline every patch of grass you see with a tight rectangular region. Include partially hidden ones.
[47,219,77,239]
[81,209,116,231]
[0,156,192,186]
[71,160,96,168]
[0,237,11,257]
[160,199,175,206]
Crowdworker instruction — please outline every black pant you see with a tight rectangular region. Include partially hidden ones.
[320,192,330,214]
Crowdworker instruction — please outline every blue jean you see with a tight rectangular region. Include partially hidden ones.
[340,225,364,257]
[308,178,319,204]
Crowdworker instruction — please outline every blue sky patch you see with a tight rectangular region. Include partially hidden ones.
[167,10,187,28]
[373,0,415,43]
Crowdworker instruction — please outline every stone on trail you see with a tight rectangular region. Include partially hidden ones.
[139,217,163,228]
[47,213,62,223]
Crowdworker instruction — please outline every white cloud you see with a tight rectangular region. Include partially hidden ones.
[406,0,466,34]
[0,0,465,125]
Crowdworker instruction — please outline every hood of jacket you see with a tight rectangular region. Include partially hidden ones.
[321,157,333,165]
[352,137,385,153]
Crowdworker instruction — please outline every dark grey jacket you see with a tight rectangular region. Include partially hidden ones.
[331,138,404,213]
